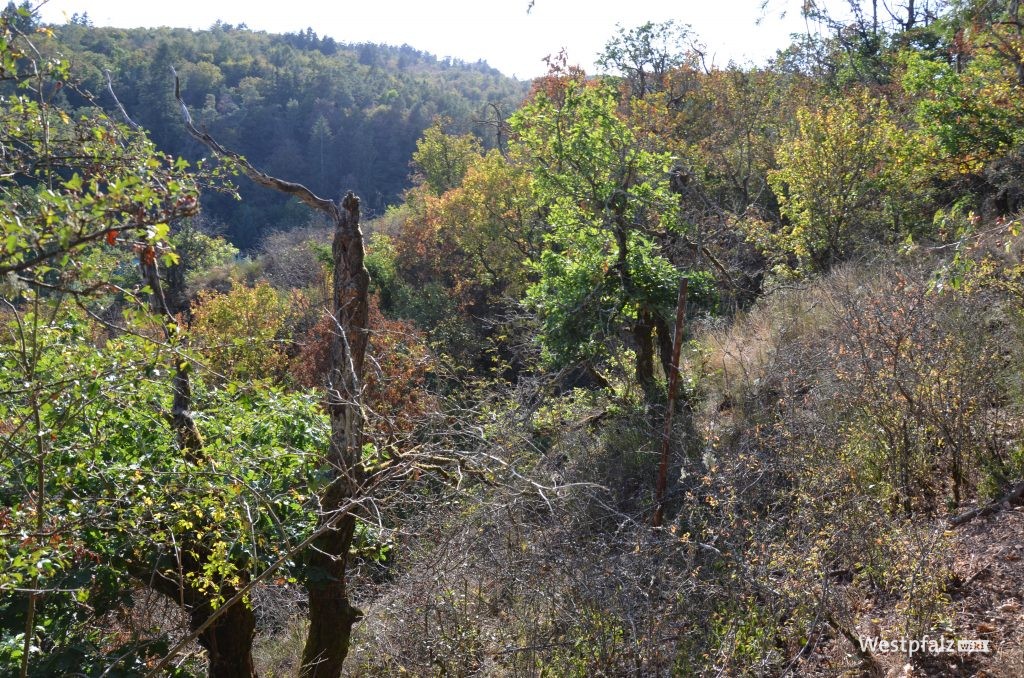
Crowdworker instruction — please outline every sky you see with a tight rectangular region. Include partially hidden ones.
[36,0,816,80]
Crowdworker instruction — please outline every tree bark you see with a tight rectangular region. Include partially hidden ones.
[200,603,258,678]
[148,553,258,678]
[654,313,673,382]
[652,278,687,528]
[140,254,204,458]
[299,194,369,678]
[632,308,658,402]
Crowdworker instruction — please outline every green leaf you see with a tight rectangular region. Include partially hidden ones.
[63,173,83,191]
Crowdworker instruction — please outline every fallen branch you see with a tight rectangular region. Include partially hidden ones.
[949,480,1024,527]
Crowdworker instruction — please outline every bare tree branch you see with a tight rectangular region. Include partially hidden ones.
[171,67,337,215]
[105,69,139,131]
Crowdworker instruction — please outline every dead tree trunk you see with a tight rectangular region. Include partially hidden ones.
[300,192,368,677]
[175,74,370,677]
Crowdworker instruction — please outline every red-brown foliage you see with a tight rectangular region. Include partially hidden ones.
[290,295,435,441]
[526,49,590,105]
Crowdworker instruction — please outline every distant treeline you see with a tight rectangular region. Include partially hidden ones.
[40,21,529,248]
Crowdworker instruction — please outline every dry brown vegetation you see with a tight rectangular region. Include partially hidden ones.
[238,255,1024,677]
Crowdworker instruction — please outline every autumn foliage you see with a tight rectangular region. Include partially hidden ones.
[290,295,435,441]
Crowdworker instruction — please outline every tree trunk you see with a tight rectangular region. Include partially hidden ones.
[654,313,673,382]
[201,602,258,678]
[182,581,258,678]
[299,193,369,678]
[140,255,259,676]
[149,555,258,678]
[653,278,688,527]
[611,192,660,401]
[300,493,360,677]
[633,308,658,402]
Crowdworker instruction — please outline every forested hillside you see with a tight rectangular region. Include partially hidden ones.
[4,1,1024,676]
[42,19,528,248]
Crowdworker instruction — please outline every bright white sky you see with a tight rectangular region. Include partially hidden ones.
[37,0,817,79]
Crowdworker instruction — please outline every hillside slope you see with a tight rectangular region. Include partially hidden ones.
[42,22,529,247]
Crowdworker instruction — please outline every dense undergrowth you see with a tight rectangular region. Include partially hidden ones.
[329,255,1024,676]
